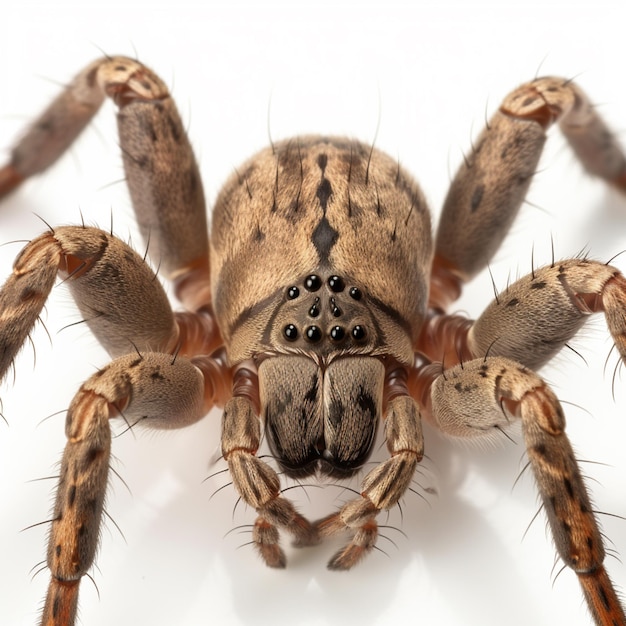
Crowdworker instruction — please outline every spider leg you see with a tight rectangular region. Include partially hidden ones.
[408,357,626,626]
[467,259,626,370]
[0,56,211,312]
[0,226,221,382]
[419,258,626,372]
[40,351,220,626]
[430,76,626,311]
[415,257,626,624]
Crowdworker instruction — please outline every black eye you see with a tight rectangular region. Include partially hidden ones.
[330,326,345,341]
[305,326,322,342]
[328,275,345,292]
[349,287,362,300]
[330,297,342,317]
[309,297,320,318]
[287,286,300,299]
[305,275,322,291]
[351,325,366,341]
[284,324,298,341]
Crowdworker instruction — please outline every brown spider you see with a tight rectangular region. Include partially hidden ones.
[1,57,626,626]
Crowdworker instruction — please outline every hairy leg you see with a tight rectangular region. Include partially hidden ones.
[0,56,212,312]
[430,77,626,311]
[409,357,625,626]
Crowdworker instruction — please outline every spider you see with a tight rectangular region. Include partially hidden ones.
[0,57,625,626]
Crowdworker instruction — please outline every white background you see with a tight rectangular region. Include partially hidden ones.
[1,1,626,625]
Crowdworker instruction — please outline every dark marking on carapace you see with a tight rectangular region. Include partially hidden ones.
[311,216,339,262]
[254,224,265,242]
[369,294,412,335]
[317,178,333,212]
[317,153,328,173]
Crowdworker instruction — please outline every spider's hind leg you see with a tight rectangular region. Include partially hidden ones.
[430,76,626,312]
[0,56,212,313]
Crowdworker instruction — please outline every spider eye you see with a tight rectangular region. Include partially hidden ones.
[284,324,298,340]
[305,275,322,291]
[351,325,366,341]
[328,276,345,292]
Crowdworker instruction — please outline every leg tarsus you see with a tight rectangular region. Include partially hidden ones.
[41,578,80,626]
[579,565,626,626]
[253,517,286,569]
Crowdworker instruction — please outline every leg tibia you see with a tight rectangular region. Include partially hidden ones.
[468,259,623,370]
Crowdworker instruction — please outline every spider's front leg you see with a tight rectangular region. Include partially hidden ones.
[40,352,211,625]
[410,357,626,626]
[429,75,626,312]
[0,56,212,312]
